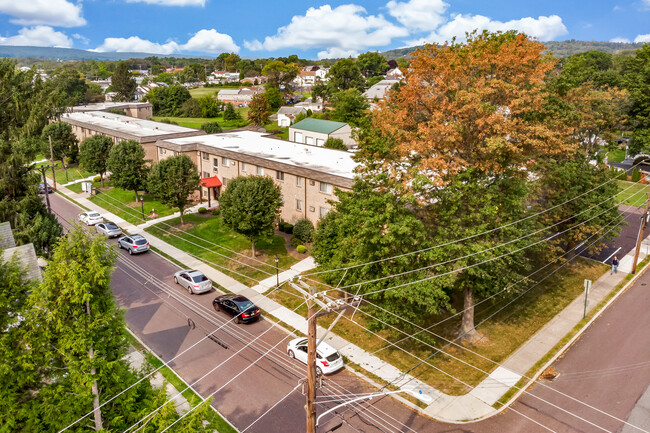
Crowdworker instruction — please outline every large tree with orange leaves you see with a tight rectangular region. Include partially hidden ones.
[357,30,574,192]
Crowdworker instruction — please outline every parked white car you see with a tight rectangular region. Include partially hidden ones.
[173,270,213,294]
[287,337,344,375]
[78,211,104,226]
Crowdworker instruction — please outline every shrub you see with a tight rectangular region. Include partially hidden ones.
[296,245,307,254]
[211,207,220,216]
[201,121,222,134]
[324,137,347,151]
[290,236,302,247]
[293,218,315,243]
[93,176,101,183]
[159,118,178,125]
[278,221,287,232]
[632,167,641,182]
[181,98,202,117]
[284,223,293,234]
[198,207,207,214]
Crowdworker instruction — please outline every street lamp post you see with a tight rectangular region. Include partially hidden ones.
[140,195,145,220]
[274,255,279,288]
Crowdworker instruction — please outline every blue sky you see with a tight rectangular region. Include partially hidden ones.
[0,0,648,59]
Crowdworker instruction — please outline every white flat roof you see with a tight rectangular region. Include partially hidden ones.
[164,131,358,180]
[71,102,151,112]
[62,111,201,138]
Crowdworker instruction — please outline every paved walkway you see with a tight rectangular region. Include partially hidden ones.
[52,180,645,421]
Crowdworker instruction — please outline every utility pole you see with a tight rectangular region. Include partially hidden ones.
[36,164,53,213]
[632,194,650,274]
[306,286,317,433]
[48,135,57,191]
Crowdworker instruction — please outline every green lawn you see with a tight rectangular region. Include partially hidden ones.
[608,148,626,163]
[34,161,95,186]
[81,181,177,225]
[617,180,650,207]
[189,87,220,98]
[145,214,298,287]
[264,121,289,140]
[153,110,250,130]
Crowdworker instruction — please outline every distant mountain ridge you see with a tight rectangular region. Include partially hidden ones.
[381,40,647,59]
[0,45,213,61]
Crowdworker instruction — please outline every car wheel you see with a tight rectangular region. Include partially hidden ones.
[316,366,323,376]
[288,350,295,359]
[174,276,179,284]
[188,286,193,295]
[235,316,242,324]
[128,248,133,255]
[118,242,122,249]
[213,303,220,312]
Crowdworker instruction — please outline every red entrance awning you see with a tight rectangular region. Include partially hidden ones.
[200,176,222,188]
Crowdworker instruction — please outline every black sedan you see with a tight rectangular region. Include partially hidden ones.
[212,295,261,324]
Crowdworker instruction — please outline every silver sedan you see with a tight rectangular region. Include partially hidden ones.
[95,222,122,238]
[173,270,213,294]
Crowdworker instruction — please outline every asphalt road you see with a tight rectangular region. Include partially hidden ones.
[47,192,650,433]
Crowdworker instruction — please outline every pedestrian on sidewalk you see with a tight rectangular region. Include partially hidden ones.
[612,256,619,274]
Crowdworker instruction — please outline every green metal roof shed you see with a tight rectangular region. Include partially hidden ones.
[290,118,348,134]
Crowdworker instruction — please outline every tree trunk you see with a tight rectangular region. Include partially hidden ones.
[179,207,184,225]
[86,301,103,431]
[100,172,104,187]
[251,239,256,258]
[458,286,482,344]
[133,190,138,203]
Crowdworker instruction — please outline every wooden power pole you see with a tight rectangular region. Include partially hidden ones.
[48,135,57,191]
[36,164,53,213]
[306,288,318,433]
[632,194,650,274]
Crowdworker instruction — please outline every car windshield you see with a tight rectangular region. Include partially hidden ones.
[105,224,119,230]
[236,300,255,310]
[326,352,340,362]
[191,274,208,283]
[89,213,100,217]
[135,239,147,245]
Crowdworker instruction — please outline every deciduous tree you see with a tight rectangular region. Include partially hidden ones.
[79,134,113,186]
[106,139,149,201]
[219,175,282,257]
[357,51,389,78]
[327,58,365,91]
[247,93,270,126]
[147,154,200,224]
[330,88,369,127]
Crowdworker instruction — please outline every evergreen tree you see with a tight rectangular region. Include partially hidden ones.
[112,61,136,102]
[222,103,241,121]
[41,121,79,166]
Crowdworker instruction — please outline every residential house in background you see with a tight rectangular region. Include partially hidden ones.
[210,71,241,83]
[295,97,324,112]
[289,118,356,149]
[385,67,404,80]
[277,106,308,127]
[217,87,265,107]
[155,131,357,225]
[293,66,329,88]
[364,79,400,102]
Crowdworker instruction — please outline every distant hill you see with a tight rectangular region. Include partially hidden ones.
[381,40,646,60]
[0,45,213,61]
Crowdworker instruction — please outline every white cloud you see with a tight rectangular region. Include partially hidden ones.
[95,36,180,54]
[386,0,448,32]
[244,4,408,59]
[413,14,568,45]
[182,29,239,53]
[635,34,650,43]
[72,33,90,45]
[0,0,85,27]
[0,26,72,47]
[610,37,631,43]
[317,47,360,59]
[125,0,205,6]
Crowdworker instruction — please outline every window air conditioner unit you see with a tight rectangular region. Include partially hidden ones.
[309,206,315,212]
[309,180,315,186]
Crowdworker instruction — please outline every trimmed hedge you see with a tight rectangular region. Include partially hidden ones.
[296,245,307,254]
[198,207,208,214]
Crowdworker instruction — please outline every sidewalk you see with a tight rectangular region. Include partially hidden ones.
[53,181,643,421]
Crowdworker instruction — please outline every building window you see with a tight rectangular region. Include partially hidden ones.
[256,166,264,176]
[202,152,209,160]
[159,147,165,155]
[222,157,230,165]
[213,158,219,170]
[296,176,303,187]
[319,182,332,194]
[280,195,284,204]
[203,171,210,178]
[241,162,247,172]
[316,138,325,146]
[296,199,303,211]
[276,171,284,181]
[320,207,330,217]
[223,177,228,186]
[305,136,314,145]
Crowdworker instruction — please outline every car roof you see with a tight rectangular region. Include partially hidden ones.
[292,338,338,355]
[188,270,205,277]
[131,234,146,240]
